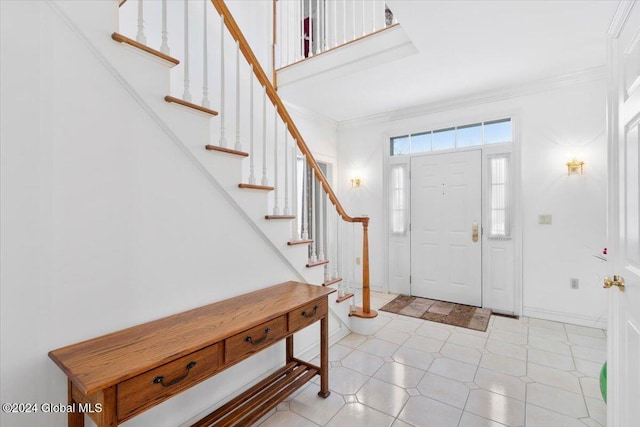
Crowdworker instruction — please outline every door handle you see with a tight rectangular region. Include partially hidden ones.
[603,275,625,292]
[472,223,479,243]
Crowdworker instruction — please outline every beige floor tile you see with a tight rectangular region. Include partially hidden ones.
[464,389,525,426]
[322,366,369,395]
[526,383,588,418]
[429,357,478,383]
[491,316,529,334]
[564,324,606,338]
[415,323,453,341]
[488,329,528,346]
[571,345,607,364]
[567,333,607,350]
[458,412,509,427]
[527,348,575,371]
[525,404,586,427]
[392,346,435,371]
[355,377,409,417]
[585,396,607,426]
[447,332,487,350]
[579,376,604,400]
[403,334,446,353]
[328,344,354,361]
[325,403,394,427]
[574,358,604,378]
[479,353,527,377]
[485,339,527,361]
[357,338,400,358]
[338,333,367,349]
[375,326,411,345]
[257,410,320,427]
[528,318,566,332]
[527,335,572,356]
[289,384,346,425]
[398,395,463,427]
[526,362,582,394]
[386,318,422,333]
[440,342,482,366]
[528,326,568,342]
[417,372,470,409]
[473,367,526,401]
[373,361,425,388]
[391,419,414,427]
[340,349,385,376]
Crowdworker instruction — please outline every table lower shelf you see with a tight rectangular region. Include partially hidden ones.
[191,359,321,427]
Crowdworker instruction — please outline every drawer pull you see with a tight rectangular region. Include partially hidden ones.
[152,361,196,387]
[245,327,271,345]
[301,305,318,318]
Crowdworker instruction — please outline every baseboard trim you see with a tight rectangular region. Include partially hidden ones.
[523,306,607,330]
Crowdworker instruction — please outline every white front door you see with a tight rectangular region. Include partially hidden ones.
[410,150,482,306]
[607,2,640,426]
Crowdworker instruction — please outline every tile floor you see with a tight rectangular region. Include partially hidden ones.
[257,292,607,427]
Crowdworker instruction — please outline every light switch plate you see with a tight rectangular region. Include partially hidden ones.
[538,214,552,225]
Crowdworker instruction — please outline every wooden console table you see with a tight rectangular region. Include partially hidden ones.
[49,281,335,426]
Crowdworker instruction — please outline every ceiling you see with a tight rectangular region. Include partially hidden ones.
[277,0,619,123]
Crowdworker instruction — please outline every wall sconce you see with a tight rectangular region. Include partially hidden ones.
[350,176,362,188]
[566,158,585,175]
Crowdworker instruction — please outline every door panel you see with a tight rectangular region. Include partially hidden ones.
[607,2,640,426]
[410,150,482,306]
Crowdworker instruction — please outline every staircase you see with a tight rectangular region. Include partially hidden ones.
[109,0,378,336]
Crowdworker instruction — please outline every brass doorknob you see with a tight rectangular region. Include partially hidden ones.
[603,275,625,292]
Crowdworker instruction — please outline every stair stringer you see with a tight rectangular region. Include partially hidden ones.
[47,0,357,341]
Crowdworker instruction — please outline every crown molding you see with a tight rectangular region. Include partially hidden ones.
[338,66,606,129]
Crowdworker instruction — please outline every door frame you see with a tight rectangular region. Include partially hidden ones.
[382,115,523,315]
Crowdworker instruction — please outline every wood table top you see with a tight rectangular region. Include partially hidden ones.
[49,282,335,394]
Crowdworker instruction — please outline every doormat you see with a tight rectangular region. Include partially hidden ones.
[379,295,492,332]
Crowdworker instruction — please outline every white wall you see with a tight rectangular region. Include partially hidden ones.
[0,1,306,426]
[337,76,608,327]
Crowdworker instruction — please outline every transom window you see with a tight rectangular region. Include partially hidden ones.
[391,118,512,156]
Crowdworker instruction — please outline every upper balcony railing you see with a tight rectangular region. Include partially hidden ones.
[274,0,398,70]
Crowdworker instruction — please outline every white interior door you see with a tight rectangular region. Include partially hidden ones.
[607,2,640,426]
[410,150,482,306]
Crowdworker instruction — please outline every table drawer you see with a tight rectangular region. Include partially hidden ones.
[117,343,220,421]
[288,299,327,332]
[225,316,287,364]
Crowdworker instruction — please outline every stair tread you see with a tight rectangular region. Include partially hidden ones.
[111,32,179,66]
[165,96,218,116]
[306,260,329,268]
[336,293,354,303]
[323,278,342,286]
[287,240,313,246]
[205,145,249,157]
[238,183,275,191]
[265,215,296,220]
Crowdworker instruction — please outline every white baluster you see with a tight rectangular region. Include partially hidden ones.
[201,2,210,108]
[299,0,304,61]
[333,0,338,48]
[372,0,376,32]
[301,156,309,240]
[308,0,313,57]
[234,41,241,151]
[315,0,320,53]
[261,87,268,186]
[317,178,325,261]
[136,0,147,45]
[362,0,366,36]
[248,65,256,184]
[273,106,280,215]
[219,14,227,147]
[310,175,318,263]
[352,0,356,40]
[284,124,290,215]
[291,146,299,240]
[182,0,191,101]
[278,0,284,67]
[343,0,347,44]
[160,0,170,54]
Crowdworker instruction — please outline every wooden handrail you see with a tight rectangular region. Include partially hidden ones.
[210,0,375,317]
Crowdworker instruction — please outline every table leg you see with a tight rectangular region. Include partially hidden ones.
[68,380,84,427]
[317,315,330,398]
[286,335,294,363]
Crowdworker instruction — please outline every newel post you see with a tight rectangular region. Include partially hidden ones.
[362,217,371,314]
